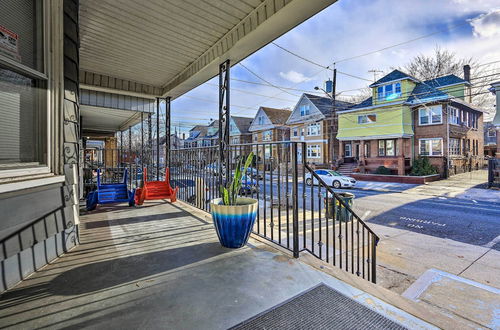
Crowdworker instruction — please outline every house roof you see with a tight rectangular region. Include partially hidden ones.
[303,93,353,116]
[260,107,291,125]
[370,69,418,87]
[406,82,449,103]
[231,116,253,134]
[346,97,373,110]
[423,74,470,88]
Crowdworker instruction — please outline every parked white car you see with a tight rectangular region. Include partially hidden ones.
[305,169,356,189]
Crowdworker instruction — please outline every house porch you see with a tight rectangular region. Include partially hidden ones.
[339,138,412,175]
[0,201,435,329]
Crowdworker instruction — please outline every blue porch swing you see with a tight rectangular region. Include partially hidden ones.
[86,168,135,211]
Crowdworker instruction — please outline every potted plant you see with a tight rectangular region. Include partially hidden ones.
[210,152,257,248]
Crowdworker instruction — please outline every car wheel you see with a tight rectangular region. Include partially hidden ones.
[306,178,313,186]
[333,180,341,189]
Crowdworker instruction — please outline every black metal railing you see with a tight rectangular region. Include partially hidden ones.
[169,141,379,283]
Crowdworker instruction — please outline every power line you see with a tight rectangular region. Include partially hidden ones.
[239,62,300,97]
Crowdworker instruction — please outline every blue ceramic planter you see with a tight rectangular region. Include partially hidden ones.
[210,198,258,248]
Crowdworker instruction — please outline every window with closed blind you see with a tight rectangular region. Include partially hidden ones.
[0,0,46,171]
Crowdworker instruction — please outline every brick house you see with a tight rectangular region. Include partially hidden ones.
[287,93,352,166]
[337,67,485,176]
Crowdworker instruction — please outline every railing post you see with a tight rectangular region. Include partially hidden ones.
[156,97,160,180]
[371,237,378,283]
[165,97,171,170]
[128,126,132,188]
[218,59,230,185]
[291,142,299,258]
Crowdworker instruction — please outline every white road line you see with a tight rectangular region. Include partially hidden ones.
[483,235,500,249]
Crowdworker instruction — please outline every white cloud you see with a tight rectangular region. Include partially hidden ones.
[470,9,500,38]
[279,70,313,83]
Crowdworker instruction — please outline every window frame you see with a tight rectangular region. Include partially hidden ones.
[300,104,310,116]
[0,1,52,181]
[378,139,396,157]
[419,138,443,157]
[487,129,496,137]
[357,113,377,124]
[344,143,352,157]
[262,130,273,141]
[307,123,321,136]
[418,105,443,126]
[377,82,403,101]
[449,138,461,156]
[306,144,321,158]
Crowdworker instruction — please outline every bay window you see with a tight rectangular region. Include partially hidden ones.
[0,0,47,172]
[419,105,442,125]
[419,138,442,156]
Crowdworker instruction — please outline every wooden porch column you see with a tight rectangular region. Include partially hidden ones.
[397,138,405,175]
[338,141,344,163]
[104,137,118,168]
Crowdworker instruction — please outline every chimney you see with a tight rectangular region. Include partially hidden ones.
[463,65,472,102]
[463,65,471,82]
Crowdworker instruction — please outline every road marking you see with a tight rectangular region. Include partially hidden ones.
[483,235,500,248]
[399,216,446,227]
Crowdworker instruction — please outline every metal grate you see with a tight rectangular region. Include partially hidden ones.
[230,284,407,330]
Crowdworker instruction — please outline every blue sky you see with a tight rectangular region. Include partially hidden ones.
[169,0,500,135]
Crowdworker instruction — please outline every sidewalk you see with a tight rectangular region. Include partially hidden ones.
[353,170,500,203]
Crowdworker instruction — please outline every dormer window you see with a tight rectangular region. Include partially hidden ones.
[300,104,310,116]
[258,115,264,125]
[377,82,402,101]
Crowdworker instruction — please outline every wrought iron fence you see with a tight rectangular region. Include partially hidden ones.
[169,141,379,283]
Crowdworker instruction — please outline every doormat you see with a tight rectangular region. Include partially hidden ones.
[230,284,407,330]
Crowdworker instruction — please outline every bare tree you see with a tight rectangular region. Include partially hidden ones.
[398,47,495,110]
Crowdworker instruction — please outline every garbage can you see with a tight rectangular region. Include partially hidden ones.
[324,192,355,222]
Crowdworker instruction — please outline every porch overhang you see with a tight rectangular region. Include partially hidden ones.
[81,105,144,135]
[79,0,337,99]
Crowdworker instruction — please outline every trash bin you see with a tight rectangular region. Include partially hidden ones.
[324,192,355,222]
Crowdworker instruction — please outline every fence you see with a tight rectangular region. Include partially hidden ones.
[488,158,500,188]
[169,141,379,283]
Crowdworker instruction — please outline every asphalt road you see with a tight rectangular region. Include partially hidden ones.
[172,174,500,250]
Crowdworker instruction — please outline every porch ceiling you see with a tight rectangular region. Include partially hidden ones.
[80,105,143,134]
[79,0,337,99]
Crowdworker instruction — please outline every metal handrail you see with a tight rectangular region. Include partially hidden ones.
[303,163,379,239]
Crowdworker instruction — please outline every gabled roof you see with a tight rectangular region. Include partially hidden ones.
[260,107,291,125]
[304,93,353,115]
[370,69,418,87]
[231,116,253,134]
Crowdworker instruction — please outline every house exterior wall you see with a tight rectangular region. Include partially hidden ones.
[412,103,484,176]
[1,0,80,292]
[337,104,414,140]
[289,121,330,165]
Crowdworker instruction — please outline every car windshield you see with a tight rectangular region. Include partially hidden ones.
[327,170,342,176]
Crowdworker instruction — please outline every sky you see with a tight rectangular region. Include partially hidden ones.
[169,0,500,135]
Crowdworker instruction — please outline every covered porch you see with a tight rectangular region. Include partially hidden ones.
[339,138,412,175]
[0,201,442,329]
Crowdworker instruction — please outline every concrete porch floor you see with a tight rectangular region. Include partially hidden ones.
[0,201,436,329]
